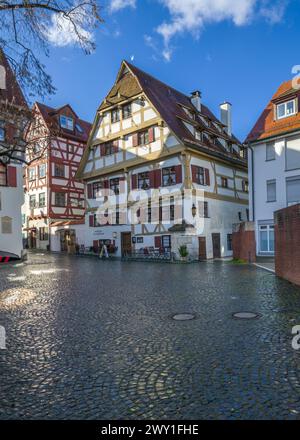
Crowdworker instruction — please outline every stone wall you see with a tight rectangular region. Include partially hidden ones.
[275,204,300,286]
[232,222,256,263]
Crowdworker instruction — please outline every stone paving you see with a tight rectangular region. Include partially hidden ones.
[0,252,300,420]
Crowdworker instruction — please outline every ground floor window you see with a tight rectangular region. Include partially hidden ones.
[162,235,171,249]
[259,224,274,253]
[39,227,49,241]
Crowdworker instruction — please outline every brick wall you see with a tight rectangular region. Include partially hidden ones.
[275,204,300,286]
[232,222,256,263]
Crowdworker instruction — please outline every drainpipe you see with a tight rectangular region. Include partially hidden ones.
[247,142,255,222]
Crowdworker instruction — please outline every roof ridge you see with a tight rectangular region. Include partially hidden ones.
[125,60,194,103]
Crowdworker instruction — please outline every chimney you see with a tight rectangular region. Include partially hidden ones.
[220,102,232,137]
[191,91,202,112]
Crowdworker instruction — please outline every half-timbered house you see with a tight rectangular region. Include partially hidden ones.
[22,103,91,252]
[76,61,249,260]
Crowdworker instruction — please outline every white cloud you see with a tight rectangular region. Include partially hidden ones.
[110,0,136,12]
[46,4,95,48]
[110,0,288,60]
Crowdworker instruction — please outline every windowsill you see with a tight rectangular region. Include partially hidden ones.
[266,158,276,162]
[277,113,296,120]
[266,200,277,203]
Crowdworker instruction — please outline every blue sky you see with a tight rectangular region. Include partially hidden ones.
[40,0,299,141]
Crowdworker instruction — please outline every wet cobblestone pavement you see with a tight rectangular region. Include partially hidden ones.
[1,252,300,420]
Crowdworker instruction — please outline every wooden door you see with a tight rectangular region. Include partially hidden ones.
[121,232,132,256]
[198,237,207,261]
[30,230,37,249]
[212,233,221,259]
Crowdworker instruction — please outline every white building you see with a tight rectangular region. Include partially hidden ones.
[76,61,249,260]
[247,79,300,256]
[0,51,28,261]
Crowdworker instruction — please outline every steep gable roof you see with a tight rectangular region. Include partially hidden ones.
[246,79,300,143]
[35,102,91,143]
[0,50,27,108]
[124,61,244,164]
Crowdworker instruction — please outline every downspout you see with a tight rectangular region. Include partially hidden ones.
[247,142,255,222]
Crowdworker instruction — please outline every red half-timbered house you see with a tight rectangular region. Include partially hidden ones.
[23,103,91,252]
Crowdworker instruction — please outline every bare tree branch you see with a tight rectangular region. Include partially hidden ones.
[0,1,103,99]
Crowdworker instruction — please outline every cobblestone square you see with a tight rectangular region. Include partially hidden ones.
[1,252,300,420]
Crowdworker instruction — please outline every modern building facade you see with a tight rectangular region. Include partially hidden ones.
[22,103,91,252]
[247,79,300,256]
[0,51,28,260]
[76,61,248,260]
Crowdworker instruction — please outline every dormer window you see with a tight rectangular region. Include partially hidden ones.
[276,99,296,120]
[75,123,83,133]
[60,115,74,130]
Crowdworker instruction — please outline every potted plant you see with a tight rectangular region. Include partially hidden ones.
[178,245,189,262]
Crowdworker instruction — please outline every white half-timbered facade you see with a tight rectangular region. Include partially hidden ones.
[76,61,249,260]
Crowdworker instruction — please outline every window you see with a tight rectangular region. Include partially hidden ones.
[147,201,152,223]
[195,167,205,185]
[39,193,46,208]
[39,164,46,178]
[1,216,12,234]
[29,195,36,209]
[54,163,65,178]
[286,176,300,205]
[259,225,274,253]
[199,201,209,218]
[101,141,117,156]
[0,165,6,186]
[286,136,300,171]
[0,120,5,141]
[195,130,202,141]
[93,181,104,199]
[111,108,120,123]
[110,178,120,195]
[138,172,150,190]
[138,130,150,146]
[122,103,132,119]
[277,99,296,120]
[221,177,228,188]
[162,167,176,187]
[75,123,83,133]
[267,180,276,202]
[54,192,65,207]
[170,196,175,222]
[60,115,74,130]
[39,227,48,241]
[242,180,249,192]
[266,142,276,161]
[28,167,36,181]
[162,235,171,249]
[227,234,233,251]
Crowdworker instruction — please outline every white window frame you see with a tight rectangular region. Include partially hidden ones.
[259,224,275,254]
[60,115,74,131]
[267,179,276,203]
[276,99,296,120]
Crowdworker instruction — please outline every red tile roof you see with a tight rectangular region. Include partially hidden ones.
[126,61,245,165]
[246,79,300,143]
[35,102,91,143]
[0,50,27,108]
